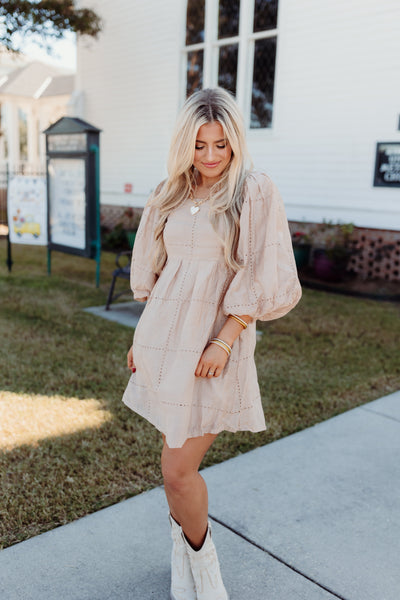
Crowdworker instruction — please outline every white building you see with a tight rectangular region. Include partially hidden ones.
[74,0,400,232]
[0,48,74,171]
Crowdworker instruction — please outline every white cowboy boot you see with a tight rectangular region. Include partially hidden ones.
[183,521,229,600]
[169,514,197,600]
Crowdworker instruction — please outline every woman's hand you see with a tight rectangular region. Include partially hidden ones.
[127,345,136,372]
[195,342,229,378]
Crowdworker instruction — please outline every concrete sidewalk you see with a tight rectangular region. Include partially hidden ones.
[1,391,399,600]
[83,301,145,328]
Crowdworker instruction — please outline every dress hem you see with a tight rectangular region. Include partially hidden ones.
[122,395,268,449]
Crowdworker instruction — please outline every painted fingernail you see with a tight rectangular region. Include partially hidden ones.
[131,368,136,373]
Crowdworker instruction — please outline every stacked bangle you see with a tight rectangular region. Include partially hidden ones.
[228,314,248,329]
[209,337,232,356]
[209,316,248,358]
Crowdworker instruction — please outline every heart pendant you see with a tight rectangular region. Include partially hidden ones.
[190,205,200,215]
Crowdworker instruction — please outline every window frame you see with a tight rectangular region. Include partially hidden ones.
[182,0,279,130]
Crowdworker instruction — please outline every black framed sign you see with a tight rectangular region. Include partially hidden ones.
[373,142,400,187]
[44,117,102,285]
[45,117,100,258]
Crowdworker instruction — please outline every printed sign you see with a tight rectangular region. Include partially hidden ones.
[374,142,400,187]
[48,158,86,250]
[8,176,47,245]
[47,133,87,153]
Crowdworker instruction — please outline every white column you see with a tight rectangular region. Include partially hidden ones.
[37,114,46,167]
[27,105,38,168]
[5,101,19,169]
[0,104,4,162]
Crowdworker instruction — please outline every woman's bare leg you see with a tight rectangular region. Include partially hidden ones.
[161,433,217,550]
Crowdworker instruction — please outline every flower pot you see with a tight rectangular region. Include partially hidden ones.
[313,248,348,282]
[126,230,137,249]
[293,244,311,269]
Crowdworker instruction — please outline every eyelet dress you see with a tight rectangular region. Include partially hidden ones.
[122,171,302,448]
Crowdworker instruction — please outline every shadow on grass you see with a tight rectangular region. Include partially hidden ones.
[0,418,164,548]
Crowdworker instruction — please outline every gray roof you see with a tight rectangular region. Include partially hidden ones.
[0,61,74,98]
[41,74,75,97]
[43,116,101,135]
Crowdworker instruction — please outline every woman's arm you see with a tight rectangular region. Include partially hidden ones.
[215,314,252,347]
[194,314,252,378]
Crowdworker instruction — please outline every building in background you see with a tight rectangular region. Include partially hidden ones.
[0,47,74,171]
[74,0,400,235]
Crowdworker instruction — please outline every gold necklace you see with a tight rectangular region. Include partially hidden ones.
[189,188,212,216]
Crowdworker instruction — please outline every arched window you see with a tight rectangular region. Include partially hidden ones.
[184,0,279,129]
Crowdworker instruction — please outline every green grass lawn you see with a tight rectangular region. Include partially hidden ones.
[1,240,399,549]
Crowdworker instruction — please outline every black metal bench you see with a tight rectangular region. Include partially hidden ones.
[105,251,132,310]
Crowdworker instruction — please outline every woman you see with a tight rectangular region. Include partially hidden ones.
[123,88,301,600]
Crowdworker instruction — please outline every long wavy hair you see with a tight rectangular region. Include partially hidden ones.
[149,87,253,274]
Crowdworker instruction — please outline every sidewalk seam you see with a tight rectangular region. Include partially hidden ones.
[209,514,349,600]
[360,406,400,424]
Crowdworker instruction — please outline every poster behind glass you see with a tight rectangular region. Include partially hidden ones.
[8,176,47,245]
[48,158,86,250]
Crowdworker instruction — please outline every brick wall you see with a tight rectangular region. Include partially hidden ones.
[100,204,142,231]
[289,220,400,282]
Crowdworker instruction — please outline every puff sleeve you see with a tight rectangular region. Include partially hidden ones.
[222,172,302,321]
[130,191,160,300]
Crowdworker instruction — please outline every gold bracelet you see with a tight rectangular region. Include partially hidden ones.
[209,337,232,356]
[209,340,231,356]
[212,337,232,353]
[228,314,248,329]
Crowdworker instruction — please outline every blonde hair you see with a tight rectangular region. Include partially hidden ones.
[150,87,252,274]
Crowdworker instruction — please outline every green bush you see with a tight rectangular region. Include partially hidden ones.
[101,224,130,252]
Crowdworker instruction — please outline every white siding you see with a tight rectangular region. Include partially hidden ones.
[76,0,400,230]
[76,0,185,206]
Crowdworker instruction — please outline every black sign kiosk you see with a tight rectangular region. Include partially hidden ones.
[44,117,101,286]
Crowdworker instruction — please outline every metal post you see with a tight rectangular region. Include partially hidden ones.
[6,164,13,272]
[90,144,101,288]
[46,156,51,276]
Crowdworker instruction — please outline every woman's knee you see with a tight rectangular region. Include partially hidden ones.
[161,433,217,494]
[161,457,196,495]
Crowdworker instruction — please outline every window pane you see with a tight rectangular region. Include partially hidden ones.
[253,0,278,32]
[186,50,203,97]
[251,37,277,128]
[186,0,205,45]
[218,44,238,96]
[218,0,240,39]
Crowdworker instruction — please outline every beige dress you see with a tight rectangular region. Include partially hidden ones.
[122,171,302,448]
